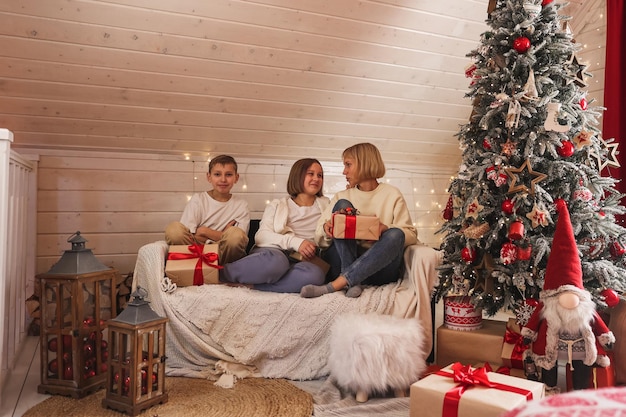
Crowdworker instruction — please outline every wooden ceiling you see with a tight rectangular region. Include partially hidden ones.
[0,0,606,168]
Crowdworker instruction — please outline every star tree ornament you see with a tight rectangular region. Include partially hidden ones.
[465,198,484,219]
[573,130,593,149]
[505,159,547,195]
[526,204,550,228]
[590,137,621,172]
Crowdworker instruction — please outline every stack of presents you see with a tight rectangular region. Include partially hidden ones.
[409,294,626,417]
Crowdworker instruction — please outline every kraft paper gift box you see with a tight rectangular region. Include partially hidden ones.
[436,319,506,367]
[331,212,380,240]
[501,318,530,369]
[165,243,221,286]
[409,363,544,417]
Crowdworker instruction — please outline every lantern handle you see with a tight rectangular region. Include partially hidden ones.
[130,286,149,303]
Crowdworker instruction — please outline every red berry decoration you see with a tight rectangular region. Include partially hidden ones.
[542,0,554,5]
[501,199,514,215]
[601,288,620,308]
[557,140,575,157]
[461,247,476,264]
[513,36,531,54]
[483,138,492,150]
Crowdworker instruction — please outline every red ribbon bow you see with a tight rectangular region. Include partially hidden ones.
[504,326,529,367]
[435,362,534,417]
[167,243,223,285]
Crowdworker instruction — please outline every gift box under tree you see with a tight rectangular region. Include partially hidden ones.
[501,318,529,369]
[436,319,506,367]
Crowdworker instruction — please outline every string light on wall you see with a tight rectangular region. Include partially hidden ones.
[241,164,248,191]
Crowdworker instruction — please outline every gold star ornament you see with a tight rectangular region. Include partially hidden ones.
[505,159,547,195]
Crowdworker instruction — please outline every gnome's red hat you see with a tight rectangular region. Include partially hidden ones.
[543,199,584,295]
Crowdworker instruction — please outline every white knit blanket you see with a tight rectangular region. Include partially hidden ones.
[133,241,440,381]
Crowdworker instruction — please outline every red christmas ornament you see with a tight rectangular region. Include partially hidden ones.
[513,37,531,54]
[601,288,620,308]
[48,337,58,352]
[610,241,626,257]
[483,138,492,150]
[501,199,514,215]
[461,247,476,264]
[557,140,575,157]
[542,0,554,5]
[63,365,74,380]
[508,219,525,240]
[501,242,518,264]
[516,244,532,261]
[48,358,59,374]
[579,97,588,110]
[443,194,454,221]
[62,334,72,349]
[526,298,539,308]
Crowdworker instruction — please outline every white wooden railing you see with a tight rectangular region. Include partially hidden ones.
[0,129,36,401]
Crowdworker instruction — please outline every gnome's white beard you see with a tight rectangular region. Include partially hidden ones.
[535,289,601,368]
[541,290,595,336]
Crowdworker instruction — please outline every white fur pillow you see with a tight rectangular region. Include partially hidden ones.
[328,313,427,395]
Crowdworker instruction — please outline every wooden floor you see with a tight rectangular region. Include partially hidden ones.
[1,307,565,416]
[0,337,50,417]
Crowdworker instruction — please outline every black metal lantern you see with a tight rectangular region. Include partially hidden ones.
[37,231,117,398]
[102,287,168,416]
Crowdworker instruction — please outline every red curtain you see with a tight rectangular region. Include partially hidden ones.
[604,0,626,194]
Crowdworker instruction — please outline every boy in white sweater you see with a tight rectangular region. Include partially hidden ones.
[165,154,250,265]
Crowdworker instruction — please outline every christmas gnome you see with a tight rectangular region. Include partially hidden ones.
[521,199,615,392]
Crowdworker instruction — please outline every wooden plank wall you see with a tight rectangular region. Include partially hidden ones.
[33,150,453,280]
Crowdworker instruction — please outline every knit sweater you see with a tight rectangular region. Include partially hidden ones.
[255,196,330,252]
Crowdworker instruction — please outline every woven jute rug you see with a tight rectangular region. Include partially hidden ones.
[24,377,313,417]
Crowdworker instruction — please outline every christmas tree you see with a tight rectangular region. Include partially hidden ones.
[435,0,626,318]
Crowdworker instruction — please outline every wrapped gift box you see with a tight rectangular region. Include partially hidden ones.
[410,363,544,417]
[165,243,221,286]
[501,318,529,369]
[331,212,380,240]
[436,319,506,367]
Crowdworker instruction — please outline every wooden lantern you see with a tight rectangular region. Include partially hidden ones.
[38,231,117,398]
[102,287,168,416]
